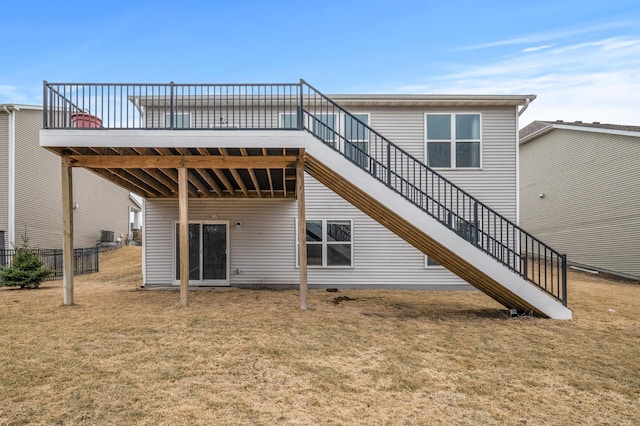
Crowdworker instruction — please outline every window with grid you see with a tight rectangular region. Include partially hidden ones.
[298,219,353,267]
[426,113,481,168]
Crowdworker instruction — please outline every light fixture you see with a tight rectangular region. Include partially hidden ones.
[73,202,79,210]
[538,193,545,199]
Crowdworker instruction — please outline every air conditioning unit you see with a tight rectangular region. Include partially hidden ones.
[101,230,114,242]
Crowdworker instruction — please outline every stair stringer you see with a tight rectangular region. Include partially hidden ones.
[301,139,572,320]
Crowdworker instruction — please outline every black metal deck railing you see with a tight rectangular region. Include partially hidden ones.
[43,82,302,129]
[42,80,567,306]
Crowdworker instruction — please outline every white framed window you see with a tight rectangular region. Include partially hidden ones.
[165,112,191,129]
[296,219,353,268]
[344,113,370,167]
[425,256,444,269]
[425,113,481,168]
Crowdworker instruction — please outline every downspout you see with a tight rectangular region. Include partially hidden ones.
[3,106,17,246]
[518,98,532,117]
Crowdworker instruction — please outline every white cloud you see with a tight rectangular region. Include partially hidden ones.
[391,36,640,127]
[457,20,633,51]
[521,45,553,53]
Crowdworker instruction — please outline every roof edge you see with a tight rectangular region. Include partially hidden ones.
[521,121,640,144]
[0,104,42,111]
[330,93,536,107]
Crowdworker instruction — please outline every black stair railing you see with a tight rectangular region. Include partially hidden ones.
[299,80,567,307]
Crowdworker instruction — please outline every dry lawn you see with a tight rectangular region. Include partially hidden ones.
[1,247,638,425]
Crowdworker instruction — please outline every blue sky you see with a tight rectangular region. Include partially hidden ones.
[1,0,639,126]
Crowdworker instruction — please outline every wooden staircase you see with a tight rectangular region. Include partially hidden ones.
[299,81,571,319]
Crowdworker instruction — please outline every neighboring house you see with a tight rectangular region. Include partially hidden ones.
[520,120,640,280]
[0,104,136,250]
[39,81,571,319]
[128,194,143,244]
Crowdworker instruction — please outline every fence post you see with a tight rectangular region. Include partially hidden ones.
[95,246,99,273]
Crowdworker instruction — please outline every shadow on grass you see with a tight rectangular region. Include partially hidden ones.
[331,295,509,321]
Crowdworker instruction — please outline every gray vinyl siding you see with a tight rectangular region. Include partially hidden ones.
[520,129,640,278]
[369,106,517,221]
[144,182,472,289]
[0,113,8,248]
[144,198,300,287]
[71,168,132,247]
[13,109,131,248]
[143,103,518,288]
[13,109,61,247]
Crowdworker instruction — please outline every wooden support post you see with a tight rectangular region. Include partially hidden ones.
[178,167,189,307]
[297,150,308,310]
[61,163,74,305]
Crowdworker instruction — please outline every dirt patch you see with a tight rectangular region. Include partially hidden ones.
[332,295,357,304]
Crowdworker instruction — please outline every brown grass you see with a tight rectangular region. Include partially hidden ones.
[1,246,638,425]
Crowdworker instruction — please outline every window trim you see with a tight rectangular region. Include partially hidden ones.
[424,112,482,169]
[295,218,354,269]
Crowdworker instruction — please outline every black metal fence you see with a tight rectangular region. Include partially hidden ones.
[42,80,567,306]
[0,246,99,281]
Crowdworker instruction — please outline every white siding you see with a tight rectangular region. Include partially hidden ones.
[144,198,300,287]
[305,176,465,287]
[368,106,517,220]
[520,128,640,278]
[145,177,474,289]
[13,109,132,248]
[71,169,132,247]
[143,102,519,289]
[13,109,61,247]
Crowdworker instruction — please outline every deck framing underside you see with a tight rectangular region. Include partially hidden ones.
[50,146,301,199]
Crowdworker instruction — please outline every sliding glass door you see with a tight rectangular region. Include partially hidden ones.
[175,221,229,285]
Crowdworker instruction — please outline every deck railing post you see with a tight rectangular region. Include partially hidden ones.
[561,254,567,306]
[386,143,392,187]
[169,81,175,129]
[43,81,48,129]
[472,201,479,245]
[298,80,304,130]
